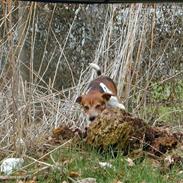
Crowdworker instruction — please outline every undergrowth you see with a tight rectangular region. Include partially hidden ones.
[13,144,182,183]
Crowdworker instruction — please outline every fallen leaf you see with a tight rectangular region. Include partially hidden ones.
[141,181,147,183]
[69,171,80,178]
[126,158,135,167]
[178,170,183,175]
[112,180,123,183]
[164,155,174,165]
[77,177,97,183]
[26,181,37,183]
[98,162,112,169]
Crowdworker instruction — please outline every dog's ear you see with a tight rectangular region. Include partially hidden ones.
[102,93,113,101]
[76,96,82,104]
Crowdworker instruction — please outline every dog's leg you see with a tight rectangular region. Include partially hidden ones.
[107,96,125,110]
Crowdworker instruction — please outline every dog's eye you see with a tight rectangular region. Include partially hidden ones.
[95,104,101,109]
[84,106,89,111]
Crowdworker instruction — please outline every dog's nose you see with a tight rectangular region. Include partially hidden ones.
[89,116,96,121]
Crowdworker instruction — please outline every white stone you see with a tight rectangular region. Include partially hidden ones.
[0,158,24,175]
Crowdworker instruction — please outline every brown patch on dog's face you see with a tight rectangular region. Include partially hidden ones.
[76,93,111,121]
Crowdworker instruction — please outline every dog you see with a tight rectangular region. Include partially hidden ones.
[76,63,125,122]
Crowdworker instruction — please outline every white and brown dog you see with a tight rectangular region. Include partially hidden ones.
[76,63,125,122]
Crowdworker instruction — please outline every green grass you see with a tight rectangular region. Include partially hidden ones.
[140,105,183,126]
[32,144,182,183]
[138,80,183,125]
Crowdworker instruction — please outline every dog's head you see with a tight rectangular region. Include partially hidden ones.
[76,92,112,121]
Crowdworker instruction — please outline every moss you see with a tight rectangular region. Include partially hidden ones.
[85,108,180,156]
[86,108,146,152]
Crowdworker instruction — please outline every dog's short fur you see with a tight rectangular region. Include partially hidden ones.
[76,63,125,121]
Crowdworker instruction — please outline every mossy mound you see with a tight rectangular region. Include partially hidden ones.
[50,108,181,157]
[85,108,178,156]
